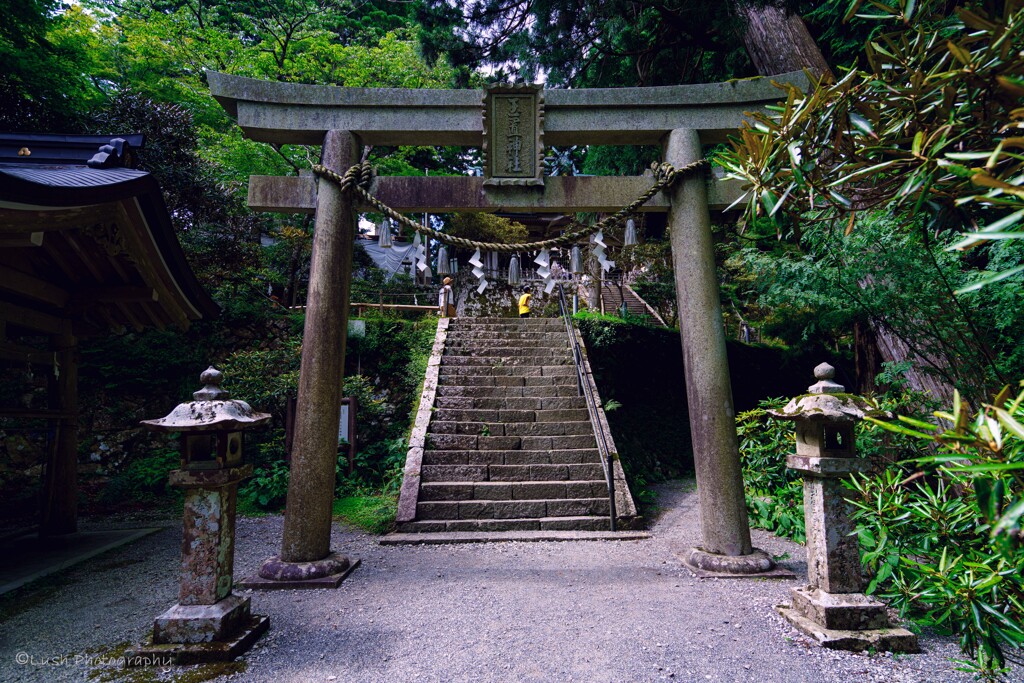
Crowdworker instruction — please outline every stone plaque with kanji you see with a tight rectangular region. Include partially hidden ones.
[483,84,544,187]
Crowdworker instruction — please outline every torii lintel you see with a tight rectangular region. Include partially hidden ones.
[206,71,809,147]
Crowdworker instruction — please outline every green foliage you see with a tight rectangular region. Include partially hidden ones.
[0,0,110,130]
[845,464,1024,678]
[93,90,265,291]
[736,400,806,543]
[446,213,528,245]
[230,314,437,512]
[239,442,291,511]
[332,494,397,535]
[740,380,1024,677]
[624,238,677,326]
[721,0,1024,284]
[731,213,1023,403]
[574,312,694,488]
[418,0,756,87]
[870,384,1024,556]
[101,447,180,504]
[220,338,302,420]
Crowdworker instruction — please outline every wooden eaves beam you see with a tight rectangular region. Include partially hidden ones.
[0,265,70,307]
[0,301,69,335]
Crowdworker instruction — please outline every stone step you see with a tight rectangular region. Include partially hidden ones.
[442,348,573,358]
[422,448,601,466]
[442,348,569,359]
[436,375,576,388]
[436,384,581,398]
[419,480,608,501]
[433,408,590,424]
[440,355,572,368]
[425,433,599,451]
[450,317,563,326]
[395,516,613,533]
[446,332,566,342]
[382,529,651,544]
[416,497,611,520]
[420,462,605,483]
[447,325,565,334]
[428,420,594,437]
[439,363,575,376]
[435,396,586,410]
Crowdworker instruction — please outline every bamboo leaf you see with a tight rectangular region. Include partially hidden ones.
[947,462,1024,473]
[971,172,1024,197]
[849,111,876,137]
[994,407,1024,440]
[947,41,973,66]
[948,208,1024,250]
[955,264,1024,293]
[997,75,1024,97]
[865,416,935,439]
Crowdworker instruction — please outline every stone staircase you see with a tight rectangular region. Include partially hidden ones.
[395,317,638,536]
[599,282,665,325]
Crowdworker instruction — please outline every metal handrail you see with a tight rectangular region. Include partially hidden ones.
[556,282,617,531]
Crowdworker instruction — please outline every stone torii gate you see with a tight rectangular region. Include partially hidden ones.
[209,70,807,583]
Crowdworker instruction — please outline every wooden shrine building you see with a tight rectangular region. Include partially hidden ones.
[0,133,217,537]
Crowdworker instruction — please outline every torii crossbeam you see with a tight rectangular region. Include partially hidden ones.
[209,70,808,583]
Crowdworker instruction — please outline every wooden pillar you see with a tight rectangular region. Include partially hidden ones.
[664,129,753,558]
[280,131,358,563]
[41,331,78,536]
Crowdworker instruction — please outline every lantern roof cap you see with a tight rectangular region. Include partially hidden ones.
[768,362,889,423]
[141,367,271,433]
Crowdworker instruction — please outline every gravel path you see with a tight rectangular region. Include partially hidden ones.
[0,480,1010,683]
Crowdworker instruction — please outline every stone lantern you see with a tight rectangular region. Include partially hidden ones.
[770,362,918,653]
[128,367,271,665]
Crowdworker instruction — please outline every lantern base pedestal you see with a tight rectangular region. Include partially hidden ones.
[239,553,360,590]
[678,546,796,579]
[790,586,890,630]
[776,603,919,653]
[126,595,269,666]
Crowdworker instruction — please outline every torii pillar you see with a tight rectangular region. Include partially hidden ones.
[666,130,781,575]
[241,131,360,588]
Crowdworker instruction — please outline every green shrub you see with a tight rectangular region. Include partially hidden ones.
[233,314,438,513]
[858,385,1024,678]
[736,399,805,543]
[239,436,291,510]
[220,338,302,420]
[101,447,180,505]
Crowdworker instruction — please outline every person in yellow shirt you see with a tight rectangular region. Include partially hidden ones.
[518,286,532,318]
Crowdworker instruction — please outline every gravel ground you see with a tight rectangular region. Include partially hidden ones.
[0,479,1013,683]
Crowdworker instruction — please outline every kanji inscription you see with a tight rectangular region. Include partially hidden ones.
[483,84,544,187]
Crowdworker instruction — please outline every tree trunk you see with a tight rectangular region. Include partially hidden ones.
[735,1,834,80]
[870,324,955,404]
[853,321,881,394]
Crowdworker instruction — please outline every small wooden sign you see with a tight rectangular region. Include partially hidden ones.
[483,84,545,187]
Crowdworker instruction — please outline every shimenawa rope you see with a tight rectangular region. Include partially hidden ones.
[311,160,706,253]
